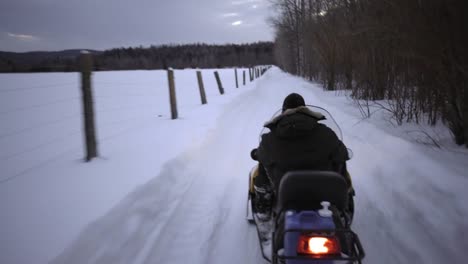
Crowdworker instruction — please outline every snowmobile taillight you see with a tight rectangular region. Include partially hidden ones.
[297,235,341,255]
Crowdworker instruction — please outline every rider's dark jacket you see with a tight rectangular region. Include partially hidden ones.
[257,106,349,193]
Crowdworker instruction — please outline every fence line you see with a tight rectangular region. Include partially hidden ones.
[0,97,81,115]
[93,94,159,98]
[0,128,82,161]
[0,82,77,93]
[97,114,156,127]
[0,112,81,140]
[0,62,273,184]
[0,146,81,185]
[95,103,158,113]
[0,115,157,185]
[92,81,158,86]
[0,111,160,162]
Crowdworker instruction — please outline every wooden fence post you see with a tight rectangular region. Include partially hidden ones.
[243,70,246,86]
[167,69,178,119]
[196,71,207,105]
[214,71,225,95]
[79,51,98,162]
[235,68,239,88]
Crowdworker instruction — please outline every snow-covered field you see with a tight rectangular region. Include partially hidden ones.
[1,68,468,264]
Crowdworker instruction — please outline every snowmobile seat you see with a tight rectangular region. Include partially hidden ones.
[276,171,348,212]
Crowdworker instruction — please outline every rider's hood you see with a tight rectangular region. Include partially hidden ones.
[264,106,326,128]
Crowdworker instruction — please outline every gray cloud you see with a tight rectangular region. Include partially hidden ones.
[7,32,39,41]
[0,0,273,52]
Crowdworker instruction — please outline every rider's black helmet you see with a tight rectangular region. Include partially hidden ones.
[282,93,305,112]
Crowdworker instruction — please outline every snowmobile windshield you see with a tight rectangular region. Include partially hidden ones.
[259,105,343,141]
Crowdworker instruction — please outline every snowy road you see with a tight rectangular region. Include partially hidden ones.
[48,68,468,264]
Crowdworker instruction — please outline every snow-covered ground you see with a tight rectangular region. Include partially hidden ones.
[0,68,253,263]
[1,68,468,264]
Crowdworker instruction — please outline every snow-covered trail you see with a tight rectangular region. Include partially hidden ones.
[52,69,468,264]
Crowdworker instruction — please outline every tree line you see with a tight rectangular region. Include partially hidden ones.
[272,0,468,147]
[0,42,274,73]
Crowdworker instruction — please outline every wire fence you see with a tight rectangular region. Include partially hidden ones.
[0,97,81,115]
[0,61,273,184]
[0,82,77,93]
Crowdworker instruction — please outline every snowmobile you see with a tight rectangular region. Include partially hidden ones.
[246,105,365,264]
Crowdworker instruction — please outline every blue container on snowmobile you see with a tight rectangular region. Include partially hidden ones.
[283,202,335,264]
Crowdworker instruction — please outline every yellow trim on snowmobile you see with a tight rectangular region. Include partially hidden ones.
[249,164,259,194]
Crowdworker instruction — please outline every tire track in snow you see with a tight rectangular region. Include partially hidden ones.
[50,155,201,264]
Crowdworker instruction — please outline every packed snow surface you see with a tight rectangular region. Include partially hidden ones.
[1,68,467,264]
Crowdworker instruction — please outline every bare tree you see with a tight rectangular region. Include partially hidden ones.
[272,0,468,146]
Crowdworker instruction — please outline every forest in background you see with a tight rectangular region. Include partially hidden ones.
[0,42,274,73]
[272,0,468,146]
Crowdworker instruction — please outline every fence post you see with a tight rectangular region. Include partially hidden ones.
[243,70,246,86]
[214,71,225,95]
[249,68,253,82]
[196,71,207,105]
[79,51,98,162]
[167,69,178,119]
[235,68,239,88]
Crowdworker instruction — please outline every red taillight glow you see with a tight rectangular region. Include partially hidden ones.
[297,235,341,255]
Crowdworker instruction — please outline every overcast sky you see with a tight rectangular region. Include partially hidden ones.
[0,0,275,52]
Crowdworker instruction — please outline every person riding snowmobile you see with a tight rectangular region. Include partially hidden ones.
[252,93,353,221]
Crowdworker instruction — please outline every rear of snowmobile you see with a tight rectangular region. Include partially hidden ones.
[246,106,365,264]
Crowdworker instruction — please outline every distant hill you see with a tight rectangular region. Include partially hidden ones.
[0,49,101,63]
[0,43,274,73]
[0,50,102,72]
